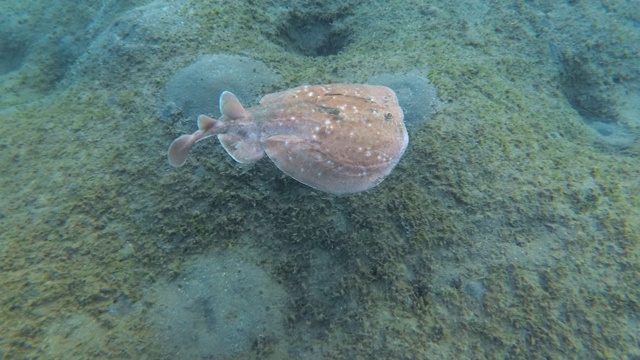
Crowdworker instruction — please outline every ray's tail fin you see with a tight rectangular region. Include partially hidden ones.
[167,115,221,167]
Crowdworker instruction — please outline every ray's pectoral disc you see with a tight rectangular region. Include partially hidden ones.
[168,84,408,194]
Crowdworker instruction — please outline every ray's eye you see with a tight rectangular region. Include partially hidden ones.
[384,113,393,120]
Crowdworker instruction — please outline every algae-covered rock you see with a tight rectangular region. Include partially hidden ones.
[72,1,193,83]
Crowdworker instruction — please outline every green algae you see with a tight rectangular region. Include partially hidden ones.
[1,0,639,359]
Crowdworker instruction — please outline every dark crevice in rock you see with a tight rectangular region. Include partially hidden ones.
[559,55,618,123]
[0,40,29,75]
[275,13,351,57]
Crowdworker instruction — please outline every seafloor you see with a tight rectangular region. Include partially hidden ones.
[0,0,639,359]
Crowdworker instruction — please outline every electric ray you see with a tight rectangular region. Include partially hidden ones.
[168,84,409,194]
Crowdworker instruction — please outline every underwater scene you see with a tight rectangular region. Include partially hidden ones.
[0,0,639,359]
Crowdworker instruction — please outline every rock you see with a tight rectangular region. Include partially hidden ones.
[147,254,287,359]
[368,72,443,130]
[163,54,282,122]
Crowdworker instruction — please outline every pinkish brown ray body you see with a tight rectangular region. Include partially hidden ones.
[168,84,408,194]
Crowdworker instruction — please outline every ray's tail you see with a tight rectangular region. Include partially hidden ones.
[167,115,221,167]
